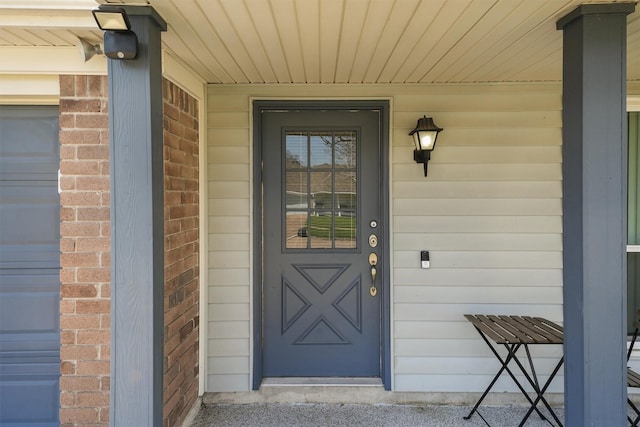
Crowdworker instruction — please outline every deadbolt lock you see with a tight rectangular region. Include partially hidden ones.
[368,234,378,248]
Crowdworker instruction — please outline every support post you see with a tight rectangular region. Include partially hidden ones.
[106,6,167,426]
[557,3,635,425]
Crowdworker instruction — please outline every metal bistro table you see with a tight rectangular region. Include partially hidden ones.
[464,314,564,427]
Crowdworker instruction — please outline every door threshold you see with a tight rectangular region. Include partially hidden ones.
[261,377,383,387]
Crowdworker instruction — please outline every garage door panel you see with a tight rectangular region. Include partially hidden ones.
[0,107,59,173]
[0,262,59,361]
[0,181,60,268]
[0,249,59,269]
[0,292,59,336]
[0,375,59,426]
[0,105,60,425]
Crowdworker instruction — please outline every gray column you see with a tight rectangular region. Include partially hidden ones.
[106,6,167,427]
[557,3,635,425]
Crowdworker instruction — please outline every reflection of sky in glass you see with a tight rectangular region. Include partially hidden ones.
[310,132,332,167]
[286,133,307,167]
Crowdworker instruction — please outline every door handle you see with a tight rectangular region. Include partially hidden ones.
[369,252,378,297]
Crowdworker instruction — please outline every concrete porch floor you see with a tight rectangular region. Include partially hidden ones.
[187,382,570,426]
[188,402,565,426]
[186,381,640,426]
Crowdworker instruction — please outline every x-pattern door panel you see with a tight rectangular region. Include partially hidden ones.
[281,263,361,343]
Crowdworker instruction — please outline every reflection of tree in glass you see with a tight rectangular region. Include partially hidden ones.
[335,133,356,168]
[318,133,356,168]
[286,150,302,168]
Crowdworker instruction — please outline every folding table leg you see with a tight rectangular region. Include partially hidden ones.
[516,354,564,427]
[464,341,519,421]
[629,398,640,426]
[465,331,544,423]
[502,343,550,423]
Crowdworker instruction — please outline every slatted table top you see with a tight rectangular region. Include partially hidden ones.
[629,368,640,388]
[465,314,563,345]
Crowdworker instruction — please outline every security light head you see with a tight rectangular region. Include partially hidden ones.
[92,7,137,60]
[92,7,131,31]
[78,37,102,62]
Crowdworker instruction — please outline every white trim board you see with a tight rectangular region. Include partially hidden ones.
[162,50,206,100]
[0,1,97,9]
[0,46,107,75]
[0,74,59,102]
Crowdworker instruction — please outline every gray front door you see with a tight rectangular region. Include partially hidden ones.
[0,106,60,426]
[261,106,385,378]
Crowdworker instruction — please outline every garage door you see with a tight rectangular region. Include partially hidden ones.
[0,106,60,426]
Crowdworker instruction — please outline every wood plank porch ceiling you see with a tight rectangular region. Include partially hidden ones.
[1,0,639,84]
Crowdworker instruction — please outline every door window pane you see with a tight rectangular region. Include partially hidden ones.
[335,213,357,248]
[310,132,333,169]
[309,214,334,249]
[334,131,357,168]
[286,132,308,167]
[286,212,308,249]
[285,172,308,210]
[311,172,332,211]
[284,130,358,250]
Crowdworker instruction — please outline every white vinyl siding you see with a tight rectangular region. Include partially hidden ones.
[393,84,562,392]
[206,83,563,393]
[206,92,251,391]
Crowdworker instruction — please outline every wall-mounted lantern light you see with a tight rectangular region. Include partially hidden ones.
[409,116,443,177]
[92,7,137,60]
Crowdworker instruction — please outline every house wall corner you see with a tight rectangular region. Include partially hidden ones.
[162,78,201,427]
[58,75,200,427]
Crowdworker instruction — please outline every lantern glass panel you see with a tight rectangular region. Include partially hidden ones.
[418,130,437,151]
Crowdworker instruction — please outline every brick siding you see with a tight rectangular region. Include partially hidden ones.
[59,75,111,426]
[59,75,200,427]
[162,79,200,427]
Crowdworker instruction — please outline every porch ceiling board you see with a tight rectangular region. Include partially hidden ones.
[155,0,640,84]
[438,0,560,83]
[154,0,237,83]
[296,0,323,83]
[199,0,271,83]
[0,0,638,83]
[268,0,306,83]
[342,0,395,84]
[244,0,293,83]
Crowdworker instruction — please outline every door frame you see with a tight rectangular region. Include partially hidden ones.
[252,100,391,390]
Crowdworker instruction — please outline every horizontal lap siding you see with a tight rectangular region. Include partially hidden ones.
[206,83,563,393]
[393,84,562,392]
[207,91,251,392]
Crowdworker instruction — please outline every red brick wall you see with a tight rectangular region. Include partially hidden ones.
[59,76,200,427]
[162,79,200,427]
[59,75,111,426]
